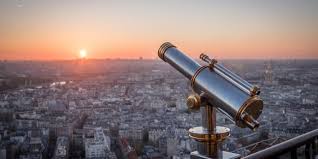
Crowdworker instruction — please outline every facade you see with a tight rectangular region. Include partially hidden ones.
[53,136,69,159]
[85,128,110,159]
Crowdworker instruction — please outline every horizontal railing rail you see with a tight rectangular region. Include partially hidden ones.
[243,129,318,159]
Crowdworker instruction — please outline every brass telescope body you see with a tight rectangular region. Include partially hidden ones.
[158,42,264,158]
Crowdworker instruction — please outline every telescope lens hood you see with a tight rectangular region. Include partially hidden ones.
[158,42,176,61]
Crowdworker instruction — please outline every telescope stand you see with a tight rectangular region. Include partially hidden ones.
[187,95,241,159]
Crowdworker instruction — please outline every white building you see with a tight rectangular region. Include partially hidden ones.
[119,128,143,141]
[53,136,69,159]
[85,128,111,159]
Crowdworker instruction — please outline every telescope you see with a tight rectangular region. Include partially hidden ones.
[158,42,263,159]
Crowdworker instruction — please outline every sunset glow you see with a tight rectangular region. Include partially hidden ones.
[0,0,317,60]
[79,49,87,59]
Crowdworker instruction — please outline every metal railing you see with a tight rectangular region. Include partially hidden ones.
[243,129,318,159]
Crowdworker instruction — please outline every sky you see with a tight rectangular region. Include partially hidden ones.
[0,0,317,60]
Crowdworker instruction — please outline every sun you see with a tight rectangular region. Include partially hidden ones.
[79,49,87,59]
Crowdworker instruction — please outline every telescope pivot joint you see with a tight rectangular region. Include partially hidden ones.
[187,94,201,111]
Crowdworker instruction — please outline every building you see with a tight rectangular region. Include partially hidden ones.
[53,136,69,159]
[85,128,111,159]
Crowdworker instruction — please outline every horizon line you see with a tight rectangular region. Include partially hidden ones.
[1,57,318,62]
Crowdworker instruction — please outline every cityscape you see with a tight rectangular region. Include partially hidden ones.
[1,0,318,158]
[0,59,317,159]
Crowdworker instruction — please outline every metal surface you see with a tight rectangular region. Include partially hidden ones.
[187,94,201,111]
[235,96,262,130]
[205,105,216,132]
[188,93,231,158]
[191,151,241,159]
[243,129,318,159]
[200,53,260,96]
[158,42,263,130]
[158,42,201,79]
[158,42,176,61]
[191,66,209,88]
[193,67,262,129]
[188,126,230,142]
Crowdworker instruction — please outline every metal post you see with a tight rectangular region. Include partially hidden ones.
[291,148,297,159]
[204,105,219,158]
[189,95,240,159]
[312,137,317,158]
[305,143,310,159]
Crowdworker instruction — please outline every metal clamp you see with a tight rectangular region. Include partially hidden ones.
[250,86,260,96]
[191,66,209,89]
[190,53,218,90]
[200,53,218,70]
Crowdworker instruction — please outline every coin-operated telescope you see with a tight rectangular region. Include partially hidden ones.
[158,42,263,159]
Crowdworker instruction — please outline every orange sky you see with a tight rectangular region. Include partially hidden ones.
[0,0,317,60]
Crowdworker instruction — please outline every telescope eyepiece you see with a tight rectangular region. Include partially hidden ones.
[241,113,260,131]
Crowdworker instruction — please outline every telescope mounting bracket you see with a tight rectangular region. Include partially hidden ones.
[187,93,240,159]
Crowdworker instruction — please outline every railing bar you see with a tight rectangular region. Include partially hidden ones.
[232,137,278,153]
[305,143,311,159]
[243,129,318,159]
[312,137,317,158]
[291,148,297,159]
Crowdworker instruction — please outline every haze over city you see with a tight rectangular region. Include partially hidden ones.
[1,1,318,159]
[1,0,318,60]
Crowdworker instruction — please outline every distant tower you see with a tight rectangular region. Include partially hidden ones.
[264,60,273,84]
[24,77,32,87]
[24,78,28,87]
[0,61,5,74]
